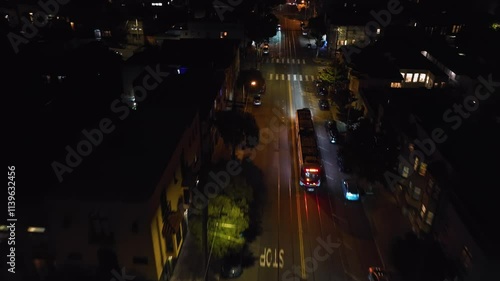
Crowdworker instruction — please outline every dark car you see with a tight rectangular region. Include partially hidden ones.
[325,120,339,144]
[315,79,324,88]
[368,267,391,281]
[221,250,244,279]
[337,148,352,173]
[317,85,327,96]
[319,99,330,110]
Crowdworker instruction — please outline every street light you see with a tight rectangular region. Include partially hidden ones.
[250,81,257,86]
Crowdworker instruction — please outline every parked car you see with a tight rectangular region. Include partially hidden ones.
[368,267,390,281]
[317,85,327,96]
[221,250,244,279]
[262,44,269,55]
[325,120,339,144]
[337,148,352,173]
[319,99,330,110]
[341,179,360,201]
[253,95,262,106]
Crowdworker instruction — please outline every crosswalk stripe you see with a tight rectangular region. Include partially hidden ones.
[266,74,320,81]
[263,58,308,64]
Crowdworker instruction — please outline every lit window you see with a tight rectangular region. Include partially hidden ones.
[419,162,427,176]
[412,73,419,82]
[400,72,405,79]
[390,82,401,88]
[405,73,413,82]
[420,204,426,218]
[402,166,410,178]
[426,76,430,84]
[425,211,434,225]
[376,28,381,34]
[418,73,426,82]
[152,2,163,6]
[27,227,46,233]
[413,157,420,171]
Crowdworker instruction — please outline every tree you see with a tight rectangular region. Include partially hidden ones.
[214,110,260,159]
[392,232,452,281]
[307,16,327,57]
[189,173,253,259]
[318,63,348,86]
[244,13,278,43]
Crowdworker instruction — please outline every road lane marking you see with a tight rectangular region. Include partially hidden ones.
[323,161,334,167]
[288,81,306,280]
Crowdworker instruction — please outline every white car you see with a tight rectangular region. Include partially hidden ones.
[262,45,269,55]
[253,95,262,106]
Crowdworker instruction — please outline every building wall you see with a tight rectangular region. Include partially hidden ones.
[44,199,157,280]
[40,110,201,281]
[394,115,498,281]
[433,195,496,281]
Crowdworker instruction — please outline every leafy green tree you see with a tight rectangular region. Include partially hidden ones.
[189,174,253,258]
[214,110,260,159]
[318,63,348,86]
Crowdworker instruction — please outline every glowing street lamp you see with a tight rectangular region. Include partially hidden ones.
[250,81,257,86]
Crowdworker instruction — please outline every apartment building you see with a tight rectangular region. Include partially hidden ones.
[380,91,499,281]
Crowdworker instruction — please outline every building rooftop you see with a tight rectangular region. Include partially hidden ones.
[373,39,448,78]
[160,38,239,69]
[348,45,403,80]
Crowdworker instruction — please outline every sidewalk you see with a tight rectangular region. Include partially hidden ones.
[359,180,413,273]
[170,231,205,281]
[170,231,220,281]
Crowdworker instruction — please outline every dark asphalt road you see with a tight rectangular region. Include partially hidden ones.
[234,12,384,281]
